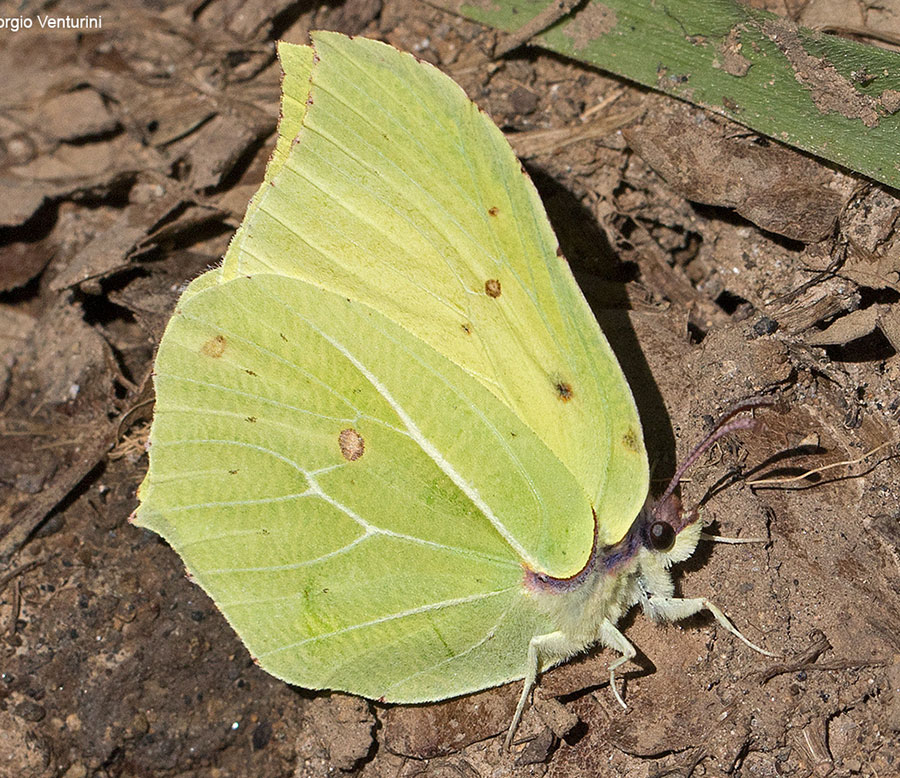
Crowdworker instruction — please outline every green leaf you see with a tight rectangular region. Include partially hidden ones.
[434,0,900,190]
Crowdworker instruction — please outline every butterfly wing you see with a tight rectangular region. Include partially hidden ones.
[135,273,589,698]
[222,31,648,549]
[221,42,315,278]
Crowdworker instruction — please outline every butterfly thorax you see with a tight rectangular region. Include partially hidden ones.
[527,555,642,648]
[522,518,644,648]
[523,498,705,653]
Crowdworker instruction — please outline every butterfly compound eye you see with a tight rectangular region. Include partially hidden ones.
[648,521,677,552]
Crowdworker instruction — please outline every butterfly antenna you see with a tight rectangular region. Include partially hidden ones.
[652,396,774,520]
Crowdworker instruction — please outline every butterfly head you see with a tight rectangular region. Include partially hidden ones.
[634,396,774,574]
[640,490,701,569]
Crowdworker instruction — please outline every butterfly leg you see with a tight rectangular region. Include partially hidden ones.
[598,618,636,709]
[506,630,582,749]
[645,595,776,657]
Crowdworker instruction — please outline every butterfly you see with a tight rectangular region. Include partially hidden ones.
[134,30,773,748]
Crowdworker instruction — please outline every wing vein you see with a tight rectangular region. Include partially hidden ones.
[257,586,517,657]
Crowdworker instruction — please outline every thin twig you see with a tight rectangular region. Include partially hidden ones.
[0,558,45,594]
[749,442,895,486]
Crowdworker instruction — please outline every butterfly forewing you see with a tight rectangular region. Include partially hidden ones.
[222,32,648,548]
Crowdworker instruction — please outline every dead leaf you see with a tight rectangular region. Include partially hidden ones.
[0,237,56,292]
[382,687,515,758]
[174,112,270,191]
[806,306,881,346]
[769,276,859,335]
[130,92,217,147]
[49,194,186,291]
[40,89,118,142]
[842,245,900,294]
[624,98,846,243]
[877,305,900,352]
[0,178,51,227]
[108,249,221,338]
[0,31,84,108]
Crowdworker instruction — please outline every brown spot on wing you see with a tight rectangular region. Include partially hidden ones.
[339,428,365,461]
[484,279,502,298]
[461,322,472,335]
[622,429,640,452]
[488,206,499,216]
[555,381,574,402]
[200,334,226,358]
